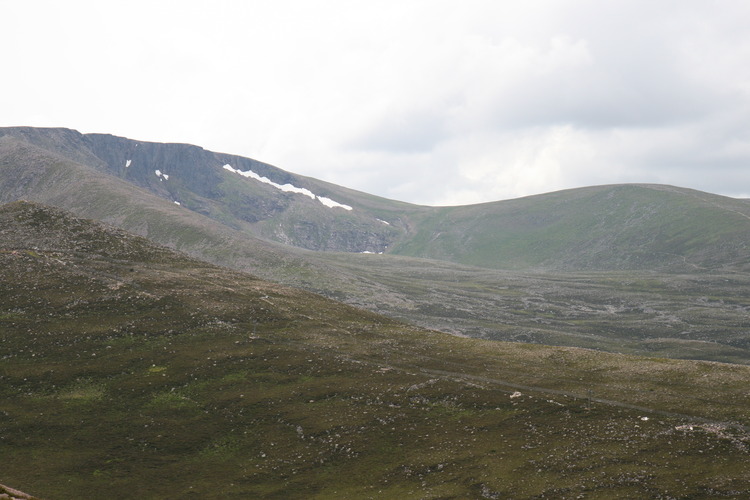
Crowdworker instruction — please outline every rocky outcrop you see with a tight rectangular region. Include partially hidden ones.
[0,484,41,500]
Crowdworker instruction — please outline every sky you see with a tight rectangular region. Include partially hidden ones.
[2,0,750,206]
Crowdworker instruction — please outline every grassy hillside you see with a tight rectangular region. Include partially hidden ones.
[389,184,750,271]
[2,201,750,498]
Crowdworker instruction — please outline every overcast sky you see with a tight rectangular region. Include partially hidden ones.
[3,1,750,205]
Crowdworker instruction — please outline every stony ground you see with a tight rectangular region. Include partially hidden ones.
[3,202,750,498]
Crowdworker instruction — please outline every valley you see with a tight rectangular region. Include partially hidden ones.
[314,252,750,364]
[2,127,750,497]
[2,201,750,498]
[2,127,750,365]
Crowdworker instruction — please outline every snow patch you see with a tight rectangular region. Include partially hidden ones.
[125,159,132,168]
[377,218,390,225]
[510,391,522,399]
[174,201,181,205]
[155,170,162,177]
[155,170,169,180]
[223,164,313,198]
[318,196,352,210]
[223,164,352,210]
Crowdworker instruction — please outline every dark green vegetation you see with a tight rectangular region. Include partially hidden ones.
[2,202,750,498]
[2,126,750,366]
[319,253,750,365]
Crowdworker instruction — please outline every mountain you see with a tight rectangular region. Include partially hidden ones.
[3,201,750,498]
[390,183,750,271]
[3,126,750,273]
[2,127,750,366]
[0,126,422,254]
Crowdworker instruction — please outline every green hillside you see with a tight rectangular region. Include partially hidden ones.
[390,184,750,271]
[3,201,750,499]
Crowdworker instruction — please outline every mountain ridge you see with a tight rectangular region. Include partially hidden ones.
[0,126,419,254]
[3,126,749,273]
[390,182,750,271]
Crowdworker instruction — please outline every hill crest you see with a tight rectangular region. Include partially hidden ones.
[2,126,750,273]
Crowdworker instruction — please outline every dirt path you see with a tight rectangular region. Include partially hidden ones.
[416,367,750,432]
[265,334,750,434]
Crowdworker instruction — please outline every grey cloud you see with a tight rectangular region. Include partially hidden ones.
[481,46,731,131]
[347,108,449,154]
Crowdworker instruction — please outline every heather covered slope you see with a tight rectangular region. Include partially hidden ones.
[2,201,750,498]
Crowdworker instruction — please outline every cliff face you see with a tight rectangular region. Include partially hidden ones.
[0,127,413,253]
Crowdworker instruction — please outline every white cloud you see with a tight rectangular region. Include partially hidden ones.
[2,1,750,205]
